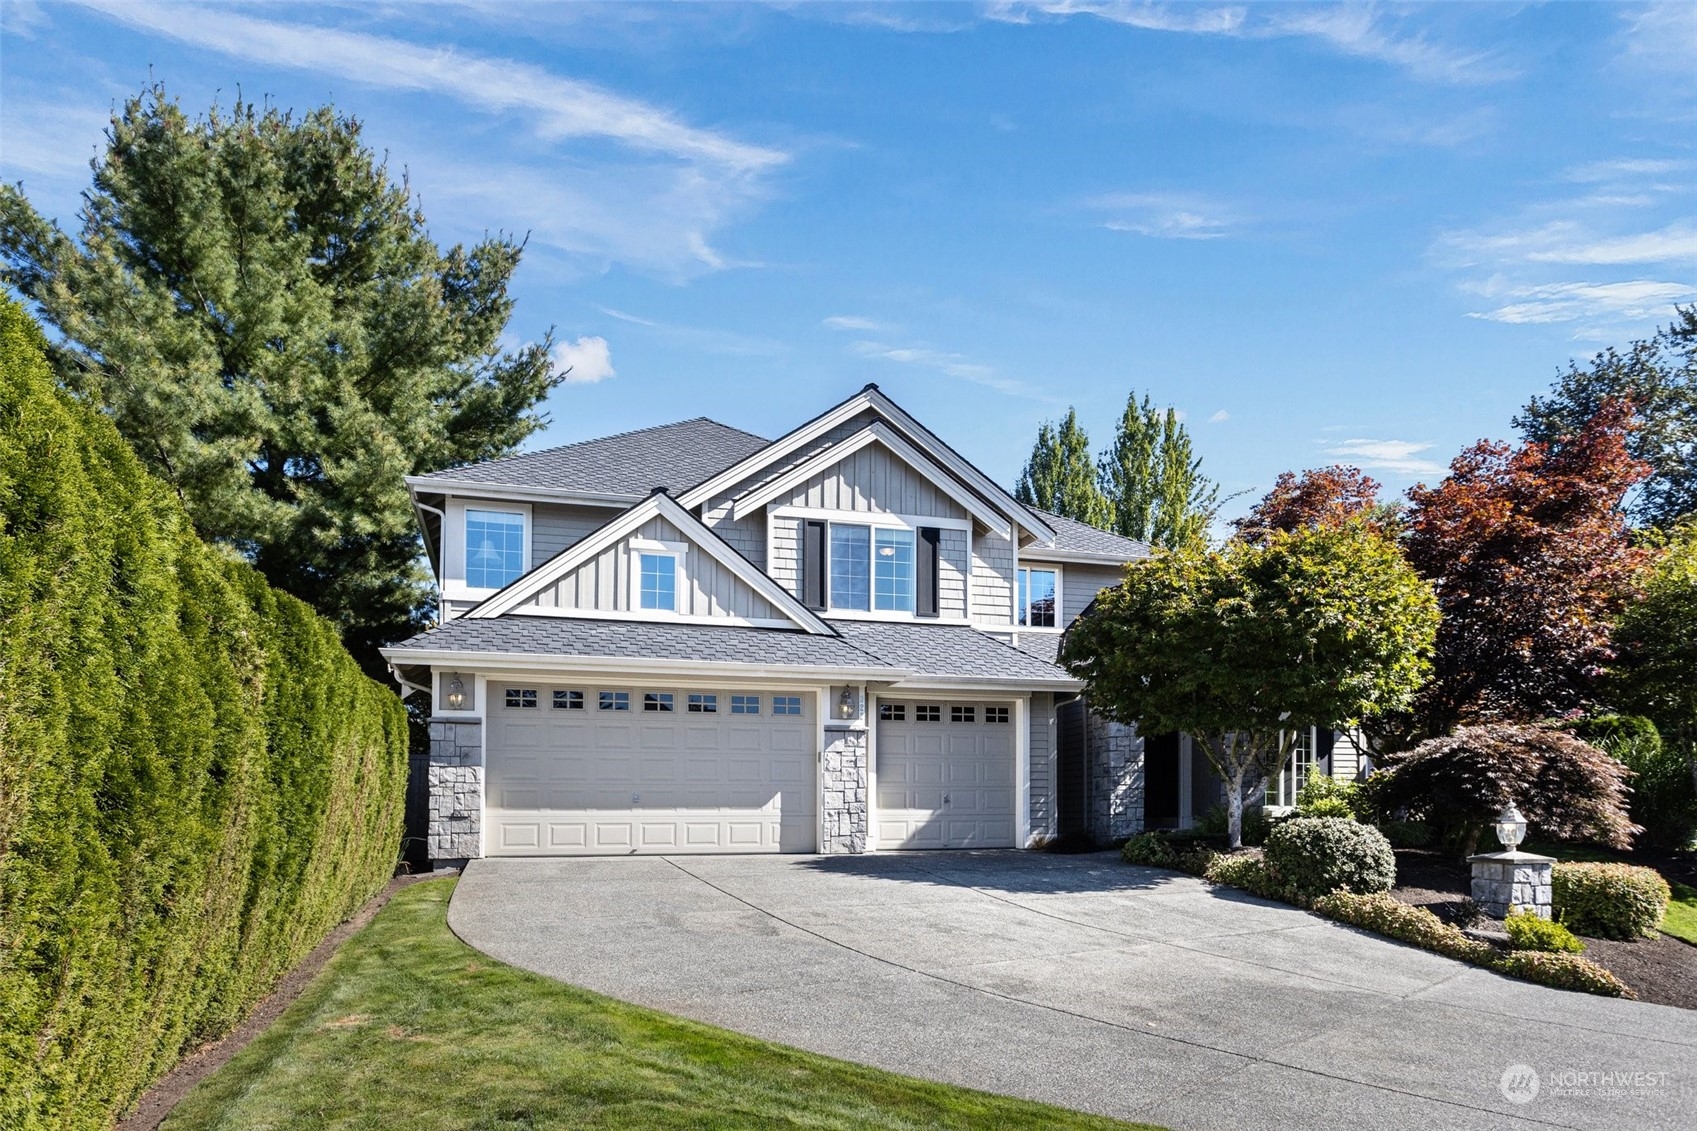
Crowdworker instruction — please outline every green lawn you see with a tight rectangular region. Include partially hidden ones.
[162,878,1158,1131]
[1664,883,1697,946]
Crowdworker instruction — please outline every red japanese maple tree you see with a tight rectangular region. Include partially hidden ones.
[1402,399,1652,736]
[1232,465,1388,542]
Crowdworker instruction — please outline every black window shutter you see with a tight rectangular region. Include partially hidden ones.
[1317,727,1336,772]
[917,527,940,618]
[802,521,827,610]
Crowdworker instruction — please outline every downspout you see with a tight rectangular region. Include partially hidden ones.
[388,663,431,700]
[413,497,447,625]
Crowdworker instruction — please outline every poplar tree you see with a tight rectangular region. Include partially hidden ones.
[1094,389,1223,549]
[0,87,558,673]
[1149,408,1221,550]
[1015,407,1112,528]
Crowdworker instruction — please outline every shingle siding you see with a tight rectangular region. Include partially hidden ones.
[971,530,1015,625]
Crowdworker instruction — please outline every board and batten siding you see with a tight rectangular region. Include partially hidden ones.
[519,516,784,621]
[530,501,622,566]
[781,444,970,521]
[1029,691,1054,836]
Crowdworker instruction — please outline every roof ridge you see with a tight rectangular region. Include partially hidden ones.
[425,417,765,477]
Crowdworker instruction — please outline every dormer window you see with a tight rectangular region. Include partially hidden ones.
[639,553,677,611]
[825,523,915,613]
[466,509,526,590]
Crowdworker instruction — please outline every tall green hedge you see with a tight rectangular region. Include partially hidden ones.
[0,300,408,1129]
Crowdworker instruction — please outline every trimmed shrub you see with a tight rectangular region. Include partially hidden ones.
[1364,723,1638,854]
[1296,773,1362,820]
[0,302,408,1130]
[1204,851,1298,903]
[1263,817,1397,901]
[1173,845,1222,877]
[1493,951,1636,998]
[1311,892,1497,964]
[1503,909,1585,954]
[1121,832,1177,868]
[1552,862,1670,939]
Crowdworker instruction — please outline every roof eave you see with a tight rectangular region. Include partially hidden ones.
[375,645,903,682]
[404,476,642,507]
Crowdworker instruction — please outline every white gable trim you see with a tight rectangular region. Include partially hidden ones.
[677,387,1054,543]
[466,493,835,634]
[729,422,1014,539]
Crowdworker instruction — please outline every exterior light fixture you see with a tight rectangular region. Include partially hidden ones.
[1495,803,1527,852]
[836,687,857,720]
[444,676,467,712]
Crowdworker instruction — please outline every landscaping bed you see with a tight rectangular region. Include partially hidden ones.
[1388,848,1697,1010]
[158,877,1159,1131]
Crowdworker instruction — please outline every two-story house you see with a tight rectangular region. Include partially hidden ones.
[383,385,1349,864]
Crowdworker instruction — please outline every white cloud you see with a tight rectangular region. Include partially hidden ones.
[1564,158,1691,184]
[822,315,886,331]
[1322,439,1446,477]
[71,1,787,278]
[1618,2,1697,80]
[987,2,1510,84]
[1464,280,1697,326]
[551,336,615,384]
[848,338,1030,397]
[0,102,109,181]
[1087,192,1240,240]
[1208,409,1230,423]
[1439,221,1697,268]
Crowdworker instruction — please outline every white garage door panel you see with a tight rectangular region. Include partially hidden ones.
[877,701,1016,849]
[487,686,816,856]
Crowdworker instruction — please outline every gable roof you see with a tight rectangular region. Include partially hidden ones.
[465,490,834,633]
[409,418,769,498]
[676,385,1056,543]
[1021,507,1151,564]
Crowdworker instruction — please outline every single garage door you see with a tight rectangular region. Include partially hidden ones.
[875,700,1016,849]
[486,685,817,855]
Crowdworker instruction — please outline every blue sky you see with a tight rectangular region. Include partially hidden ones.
[3,2,1694,522]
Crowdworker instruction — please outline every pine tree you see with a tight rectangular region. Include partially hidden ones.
[0,87,558,674]
[1014,408,1112,528]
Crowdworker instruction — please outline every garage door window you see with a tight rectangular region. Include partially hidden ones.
[915,704,941,721]
[553,690,584,710]
[599,691,630,711]
[731,694,760,714]
[644,692,675,712]
[773,695,803,716]
[879,703,905,721]
[688,693,718,713]
[951,706,976,723]
[505,688,538,708]
[986,706,1010,723]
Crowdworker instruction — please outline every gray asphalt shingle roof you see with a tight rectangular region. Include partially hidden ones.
[387,615,1076,685]
[1024,507,1150,560]
[414,418,770,496]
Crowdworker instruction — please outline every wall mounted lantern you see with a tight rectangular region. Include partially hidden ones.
[444,676,467,712]
[836,687,857,720]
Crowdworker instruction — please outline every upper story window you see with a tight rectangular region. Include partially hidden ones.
[639,552,677,611]
[1018,567,1058,629]
[828,523,915,613]
[467,509,526,590]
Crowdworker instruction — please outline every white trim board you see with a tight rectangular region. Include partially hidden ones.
[731,422,1012,539]
[465,492,834,634]
[376,648,899,682]
[406,476,641,508]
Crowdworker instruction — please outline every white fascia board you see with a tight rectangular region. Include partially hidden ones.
[888,675,1084,691]
[731,422,1014,540]
[1019,548,1141,567]
[466,492,834,635]
[405,476,640,508]
[677,391,878,509]
[375,646,902,683]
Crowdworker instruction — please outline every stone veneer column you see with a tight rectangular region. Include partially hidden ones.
[428,718,483,863]
[1468,850,1555,920]
[820,723,869,853]
[1085,712,1145,842]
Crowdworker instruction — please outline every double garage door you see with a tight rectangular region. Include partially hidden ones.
[486,685,816,855]
[876,700,1016,849]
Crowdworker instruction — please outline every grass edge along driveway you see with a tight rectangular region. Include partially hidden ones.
[162,877,1161,1131]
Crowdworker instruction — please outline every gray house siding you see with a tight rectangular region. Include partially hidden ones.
[1029,692,1053,836]
[1058,563,1124,622]
[971,530,1015,626]
[519,516,785,621]
[530,501,621,565]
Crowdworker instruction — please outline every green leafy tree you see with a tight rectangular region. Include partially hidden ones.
[1097,389,1223,549]
[1062,522,1439,847]
[1015,407,1112,528]
[1611,522,1697,741]
[0,87,558,673]
[1516,305,1697,529]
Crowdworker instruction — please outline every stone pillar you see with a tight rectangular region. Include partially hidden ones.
[1468,850,1555,919]
[820,723,869,854]
[428,718,483,863]
[1085,712,1144,842]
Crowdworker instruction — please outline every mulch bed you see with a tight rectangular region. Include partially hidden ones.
[1389,849,1697,1010]
[115,867,454,1131]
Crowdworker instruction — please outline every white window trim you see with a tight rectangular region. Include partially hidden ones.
[443,498,532,603]
[769,505,972,624]
[1265,726,1320,809]
[627,539,689,615]
[1016,563,1063,633]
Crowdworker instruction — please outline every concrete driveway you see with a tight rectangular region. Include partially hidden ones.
[448,851,1696,1130]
